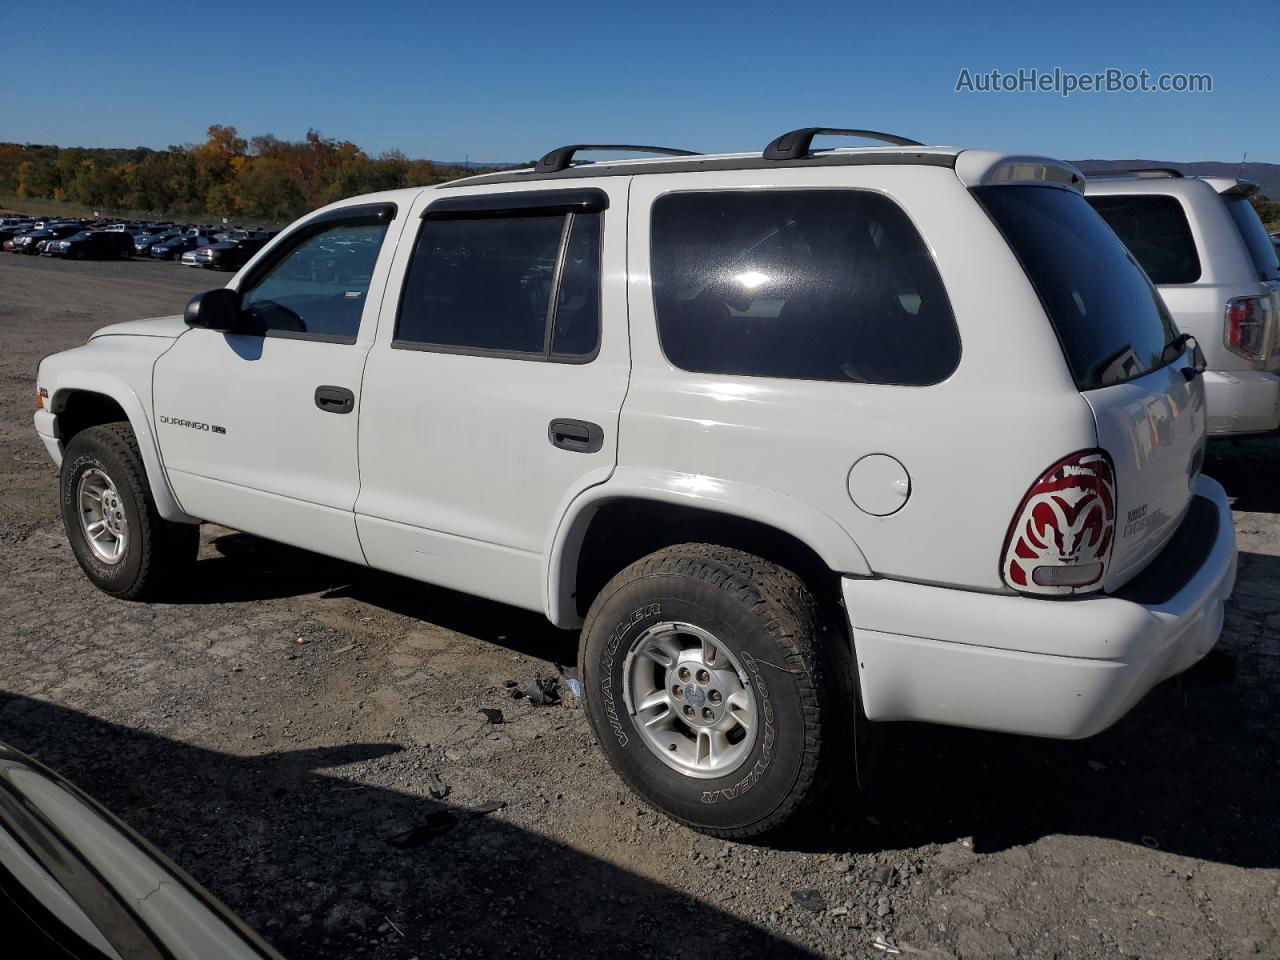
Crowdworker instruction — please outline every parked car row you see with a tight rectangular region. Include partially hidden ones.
[1080,168,1280,439]
[0,213,276,269]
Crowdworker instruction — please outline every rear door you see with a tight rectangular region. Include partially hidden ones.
[354,181,630,614]
[975,184,1206,589]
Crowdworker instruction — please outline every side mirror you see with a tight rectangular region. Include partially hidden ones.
[184,288,243,331]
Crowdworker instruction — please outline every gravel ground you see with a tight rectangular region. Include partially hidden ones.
[1,252,1278,960]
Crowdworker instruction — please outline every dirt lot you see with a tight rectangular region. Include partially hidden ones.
[1,252,1278,960]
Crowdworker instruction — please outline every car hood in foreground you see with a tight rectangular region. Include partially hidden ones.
[0,742,281,959]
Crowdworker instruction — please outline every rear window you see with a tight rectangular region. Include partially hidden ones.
[1085,194,1201,284]
[649,190,959,385]
[975,185,1178,391]
[1223,194,1280,281]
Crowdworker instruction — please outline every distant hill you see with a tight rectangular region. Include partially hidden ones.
[1074,159,1280,198]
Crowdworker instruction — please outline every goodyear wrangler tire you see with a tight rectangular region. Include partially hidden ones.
[580,544,844,838]
[60,423,198,600]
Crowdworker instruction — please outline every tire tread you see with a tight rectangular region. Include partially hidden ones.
[581,543,842,839]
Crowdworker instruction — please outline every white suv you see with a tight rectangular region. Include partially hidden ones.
[34,129,1237,837]
[1085,169,1280,438]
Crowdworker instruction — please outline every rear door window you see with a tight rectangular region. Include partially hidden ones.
[1085,194,1201,284]
[1223,193,1280,281]
[395,209,602,360]
[649,190,959,385]
[974,185,1178,391]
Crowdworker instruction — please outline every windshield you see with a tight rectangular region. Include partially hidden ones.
[974,185,1179,391]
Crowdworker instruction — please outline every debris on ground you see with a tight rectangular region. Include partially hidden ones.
[425,771,450,800]
[385,811,460,847]
[512,673,561,706]
[791,889,826,913]
[556,663,583,699]
[478,708,504,724]
[384,802,507,848]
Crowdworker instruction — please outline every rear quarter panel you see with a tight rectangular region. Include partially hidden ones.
[623,166,1096,592]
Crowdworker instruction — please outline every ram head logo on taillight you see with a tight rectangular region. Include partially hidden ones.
[1002,450,1116,596]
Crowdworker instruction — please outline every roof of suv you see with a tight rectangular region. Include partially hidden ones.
[293,138,1086,224]
[1084,170,1260,198]
[437,144,1085,192]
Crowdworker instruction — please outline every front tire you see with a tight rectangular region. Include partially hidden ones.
[60,423,198,599]
[580,544,847,838]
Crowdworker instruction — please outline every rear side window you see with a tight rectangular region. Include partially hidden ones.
[975,185,1177,391]
[396,211,601,359]
[1223,194,1280,281]
[649,190,959,385]
[1085,194,1201,284]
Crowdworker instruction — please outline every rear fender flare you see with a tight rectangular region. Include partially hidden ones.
[544,466,871,628]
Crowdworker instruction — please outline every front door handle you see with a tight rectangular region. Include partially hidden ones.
[548,418,604,453]
[314,385,355,415]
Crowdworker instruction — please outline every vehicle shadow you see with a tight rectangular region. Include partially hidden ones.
[1207,437,1280,512]
[785,551,1280,868]
[160,533,1280,871]
[0,694,813,960]
[162,530,580,662]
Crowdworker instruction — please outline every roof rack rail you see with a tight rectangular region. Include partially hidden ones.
[1082,167,1184,179]
[764,127,923,161]
[535,144,700,174]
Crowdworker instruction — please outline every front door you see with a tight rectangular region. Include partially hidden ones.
[355,182,630,613]
[153,203,403,563]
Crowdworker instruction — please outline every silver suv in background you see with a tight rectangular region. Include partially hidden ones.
[1085,169,1280,438]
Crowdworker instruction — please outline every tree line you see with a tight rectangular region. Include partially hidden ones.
[0,125,494,222]
[3,127,1277,230]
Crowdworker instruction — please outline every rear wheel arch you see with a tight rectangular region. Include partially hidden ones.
[548,485,869,628]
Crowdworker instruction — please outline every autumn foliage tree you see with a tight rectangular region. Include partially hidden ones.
[0,125,490,222]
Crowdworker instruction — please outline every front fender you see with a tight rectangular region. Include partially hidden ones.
[544,466,872,628]
[40,360,196,525]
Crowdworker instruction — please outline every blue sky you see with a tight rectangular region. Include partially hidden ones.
[3,0,1274,163]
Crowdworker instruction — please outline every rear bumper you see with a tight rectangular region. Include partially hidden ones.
[844,475,1236,739]
[1203,369,1280,436]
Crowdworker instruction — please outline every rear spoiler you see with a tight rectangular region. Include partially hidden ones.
[953,151,1084,192]
[1217,179,1260,198]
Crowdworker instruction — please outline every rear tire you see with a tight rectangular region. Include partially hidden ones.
[580,544,848,838]
[60,423,198,600]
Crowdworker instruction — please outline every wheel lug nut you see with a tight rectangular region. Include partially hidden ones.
[701,707,714,721]
[709,690,722,704]
[696,670,711,684]
[672,686,683,699]
[682,705,695,719]
[677,667,691,682]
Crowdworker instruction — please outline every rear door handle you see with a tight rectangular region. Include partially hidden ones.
[314,385,355,415]
[548,418,604,453]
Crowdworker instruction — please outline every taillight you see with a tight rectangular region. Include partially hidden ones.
[1224,295,1274,362]
[1001,449,1116,596]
